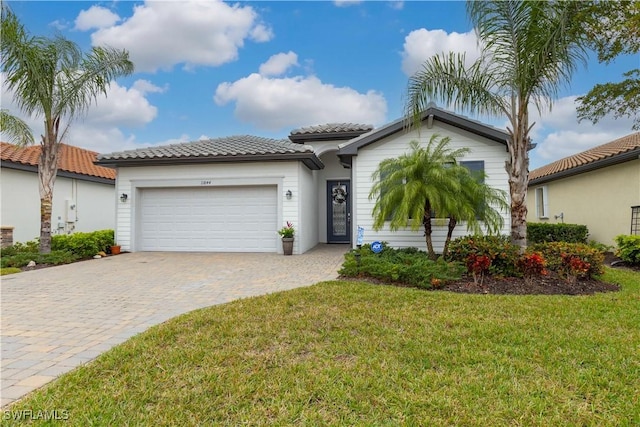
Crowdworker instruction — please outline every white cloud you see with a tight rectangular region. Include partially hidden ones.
[259,52,299,77]
[527,95,636,169]
[388,1,404,10]
[132,79,168,94]
[1,75,160,154]
[88,0,273,72]
[401,28,480,77]
[334,1,363,7]
[214,73,387,131]
[75,6,120,31]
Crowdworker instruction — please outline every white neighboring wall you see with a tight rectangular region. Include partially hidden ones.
[1,168,115,243]
[352,121,511,252]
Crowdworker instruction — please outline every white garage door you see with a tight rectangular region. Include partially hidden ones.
[139,186,278,252]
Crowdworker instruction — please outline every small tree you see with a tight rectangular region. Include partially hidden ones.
[370,134,470,259]
[1,5,134,253]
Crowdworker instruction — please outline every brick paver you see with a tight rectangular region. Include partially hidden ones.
[0,245,347,407]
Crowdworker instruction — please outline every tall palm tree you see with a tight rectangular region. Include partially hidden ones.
[369,134,470,259]
[0,109,34,146]
[440,167,508,258]
[406,1,587,250]
[1,5,134,253]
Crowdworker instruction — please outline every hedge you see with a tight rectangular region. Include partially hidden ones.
[527,223,589,244]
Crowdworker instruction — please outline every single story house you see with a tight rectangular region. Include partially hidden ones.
[1,142,117,245]
[96,106,511,254]
[527,132,640,246]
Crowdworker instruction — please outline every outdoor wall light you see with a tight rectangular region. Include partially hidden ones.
[286,190,293,200]
[120,193,128,203]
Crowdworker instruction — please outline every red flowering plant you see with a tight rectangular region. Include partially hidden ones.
[517,252,548,285]
[560,253,590,283]
[277,221,295,238]
[466,254,491,285]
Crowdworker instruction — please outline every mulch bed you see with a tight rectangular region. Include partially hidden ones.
[344,252,637,296]
[441,273,620,295]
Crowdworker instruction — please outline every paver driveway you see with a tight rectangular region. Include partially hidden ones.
[0,244,348,407]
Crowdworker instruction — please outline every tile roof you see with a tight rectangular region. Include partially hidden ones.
[1,142,116,180]
[290,123,373,135]
[529,132,640,183]
[97,135,314,161]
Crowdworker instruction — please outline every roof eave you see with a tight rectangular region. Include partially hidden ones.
[528,148,640,186]
[289,130,370,144]
[338,107,509,157]
[1,160,116,184]
[96,152,325,170]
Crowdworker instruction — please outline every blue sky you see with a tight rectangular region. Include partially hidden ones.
[2,0,638,169]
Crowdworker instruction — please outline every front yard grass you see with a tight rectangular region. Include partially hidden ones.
[6,268,640,426]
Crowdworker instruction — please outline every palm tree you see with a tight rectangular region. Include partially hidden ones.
[0,109,34,146]
[406,1,587,250]
[1,5,134,253]
[440,167,508,258]
[369,134,470,259]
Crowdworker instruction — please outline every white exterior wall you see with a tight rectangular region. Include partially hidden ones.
[351,122,510,252]
[298,163,319,253]
[116,161,303,253]
[305,140,352,244]
[1,168,115,243]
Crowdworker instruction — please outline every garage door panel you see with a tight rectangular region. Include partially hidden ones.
[139,186,278,252]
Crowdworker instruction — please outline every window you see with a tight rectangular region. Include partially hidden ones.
[631,206,640,235]
[535,186,548,219]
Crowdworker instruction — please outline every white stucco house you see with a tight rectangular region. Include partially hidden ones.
[96,106,511,254]
[1,142,116,244]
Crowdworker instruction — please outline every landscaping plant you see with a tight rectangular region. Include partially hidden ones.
[615,234,640,265]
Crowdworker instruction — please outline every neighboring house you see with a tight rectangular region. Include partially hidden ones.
[96,106,511,254]
[1,142,117,244]
[527,132,640,246]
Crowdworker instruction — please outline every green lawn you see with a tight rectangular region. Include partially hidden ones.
[6,269,640,426]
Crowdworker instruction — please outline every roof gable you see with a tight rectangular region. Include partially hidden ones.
[97,135,324,170]
[529,132,640,185]
[1,142,116,181]
[337,106,509,159]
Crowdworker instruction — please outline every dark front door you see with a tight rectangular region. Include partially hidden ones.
[327,180,350,243]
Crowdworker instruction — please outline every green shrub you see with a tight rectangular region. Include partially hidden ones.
[1,252,39,268]
[527,223,589,244]
[339,243,463,289]
[530,242,604,280]
[0,240,39,257]
[614,235,640,265]
[52,229,114,258]
[41,250,80,265]
[0,250,79,268]
[588,240,613,254]
[445,235,521,278]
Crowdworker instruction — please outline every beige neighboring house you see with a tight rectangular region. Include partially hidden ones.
[1,142,116,244]
[527,133,640,246]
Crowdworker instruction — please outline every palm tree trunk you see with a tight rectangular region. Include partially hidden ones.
[507,127,530,253]
[442,216,458,259]
[423,199,436,259]
[38,126,59,254]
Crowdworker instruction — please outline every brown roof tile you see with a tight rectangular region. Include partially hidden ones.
[529,132,640,182]
[0,142,116,180]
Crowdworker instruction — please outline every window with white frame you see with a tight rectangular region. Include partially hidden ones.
[535,186,549,219]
